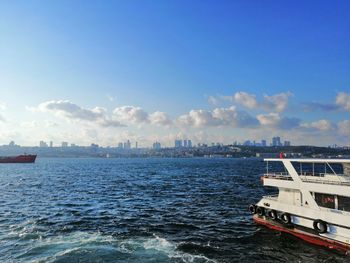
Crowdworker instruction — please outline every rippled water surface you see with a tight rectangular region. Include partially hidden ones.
[0,158,347,262]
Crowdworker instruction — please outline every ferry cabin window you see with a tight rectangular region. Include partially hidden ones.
[314,193,335,209]
[338,196,350,212]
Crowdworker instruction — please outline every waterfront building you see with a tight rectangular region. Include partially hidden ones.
[284,141,291,146]
[175,140,182,148]
[61,142,68,147]
[272,136,282,147]
[123,140,131,150]
[39,141,48,147]
[183,140,188,147]
[188,140,192,148]
[153,142,161,149]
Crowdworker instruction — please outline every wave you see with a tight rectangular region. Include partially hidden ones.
[11,231,217,263]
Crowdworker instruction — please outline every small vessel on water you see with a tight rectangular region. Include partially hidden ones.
[250,158,350,253]
[0,154,37,163]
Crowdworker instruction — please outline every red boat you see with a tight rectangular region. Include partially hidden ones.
[0,154,37,163]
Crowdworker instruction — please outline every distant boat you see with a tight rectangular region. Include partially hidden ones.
[0,154,37,163]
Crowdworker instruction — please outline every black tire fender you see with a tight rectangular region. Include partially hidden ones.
[280,213,291,224]
[267,210,278,220]
[313,219,327,234]
[256,206,265,216]
[248,204,256,214]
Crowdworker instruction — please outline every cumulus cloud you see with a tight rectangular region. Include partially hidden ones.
[177,106,258,128]
[0,102,6,110]
[214,91,292,112]
[301,92,350,112]
[300,119,334,131]
[336,92,350,110]
[233,92,258,109]
[36,100,124,127]
[257,112,300,130]
[149,111,172,126]
[262,92,293,112]
[33,100,174,128]
[338,120,350,136]
[113,106,149,124]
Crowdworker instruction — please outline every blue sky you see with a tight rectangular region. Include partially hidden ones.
[0,0,350,146]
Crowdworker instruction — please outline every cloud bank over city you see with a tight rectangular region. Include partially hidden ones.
[0,90,349,147]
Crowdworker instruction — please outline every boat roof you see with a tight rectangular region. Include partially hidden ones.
[264,158,350,164]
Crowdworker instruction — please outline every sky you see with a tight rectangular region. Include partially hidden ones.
[0,0,350,147]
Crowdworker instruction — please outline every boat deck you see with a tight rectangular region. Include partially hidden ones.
[262,173,350,187]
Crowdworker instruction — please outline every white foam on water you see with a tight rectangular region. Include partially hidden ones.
[14,231,217,263]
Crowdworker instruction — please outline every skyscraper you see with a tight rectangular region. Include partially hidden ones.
[272,137,282,147]
[188,140,192,148]
[175,140,182,148]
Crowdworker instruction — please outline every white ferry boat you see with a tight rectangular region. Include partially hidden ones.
[250,158,350,253]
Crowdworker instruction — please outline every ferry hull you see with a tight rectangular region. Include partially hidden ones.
[0,155,37,163]
[253,215,350,254]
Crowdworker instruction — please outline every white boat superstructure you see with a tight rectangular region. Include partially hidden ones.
[250,158,350,253]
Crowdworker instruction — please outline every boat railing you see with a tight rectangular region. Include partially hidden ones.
[263,173,350,186]
[262,173,293,180]
[300,177,350,186]
[262,194,278,200]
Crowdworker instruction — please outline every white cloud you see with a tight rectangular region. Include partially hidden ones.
[215,91,292,112]
[300,119,333,131]
[35,100,124,127]
[336,92,350,110]
[112,106,149,124]
[20,121,39,128]
[149,111,172,126]
[257,112,300,129]
[263,92,292,112]
[177,106,258,128]
[177,109,220,127]
[0,102,6,110]
[233,92,258,109]
[338,120,350,136]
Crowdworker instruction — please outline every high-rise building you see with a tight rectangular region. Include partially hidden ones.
[123,140,131,150]
[153,141,161,149]
[272,136,282,147]
[188,140,192,148]
[261,140,267,147]
[61,142,68,147]
[117,142,123,149]
[39,141,48,147]
[9,141,15,147]
[175,140,182,148]
[284,141,291,146]
[183,140,188,147]
[50,141,53,148]
[135,142,138,149]
[243,140,251,146]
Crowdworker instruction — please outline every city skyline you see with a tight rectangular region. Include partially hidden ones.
[1,1,350,147]
[1,135,294,149]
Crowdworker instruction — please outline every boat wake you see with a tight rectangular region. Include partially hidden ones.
[11,231,217,263]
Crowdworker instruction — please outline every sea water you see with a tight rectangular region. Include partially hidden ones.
[0,158,346,262]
